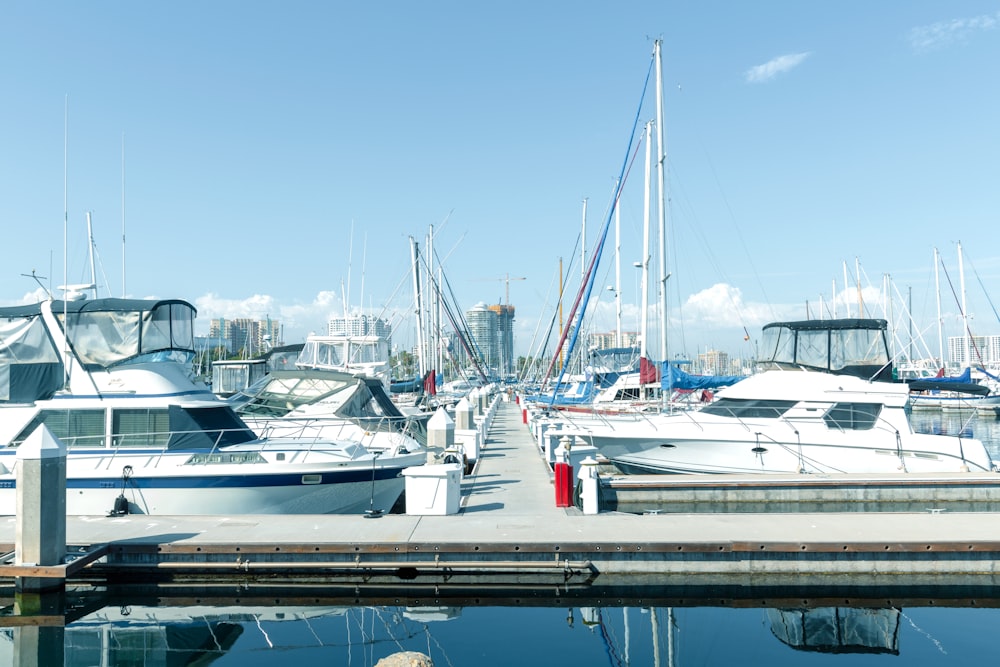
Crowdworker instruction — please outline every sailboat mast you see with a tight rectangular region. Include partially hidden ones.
[581,198,587,288]
[855,257,863,315]
[640,120,652,361]
[842,261,849,318]
[654,39,668,364]
[428,223,435,377]
[558,256,564,374]
[831,279,836,318]
[614,178,622,348]
[958,241,970,369]
[934,247,944,368]
[579,198,588,374]
[409,236,426,378]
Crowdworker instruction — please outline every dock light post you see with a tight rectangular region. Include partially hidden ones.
[579,456,601,515]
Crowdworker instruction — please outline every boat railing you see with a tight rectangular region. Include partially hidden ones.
[553,404,662,431]
[249,414,422,451]
[76,426,259,469]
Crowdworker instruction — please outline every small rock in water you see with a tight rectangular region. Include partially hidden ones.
[375,651,433,667]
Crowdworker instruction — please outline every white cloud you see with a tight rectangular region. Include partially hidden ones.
[744,52,811,83]
[681,283,776,329]
[909,12,1000,51]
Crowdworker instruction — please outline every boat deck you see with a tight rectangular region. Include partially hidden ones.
[5,398,1000,592]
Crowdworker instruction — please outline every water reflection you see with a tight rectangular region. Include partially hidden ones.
[766,607,899,654]
[910,410,1000,458]
[2,590,1000,665]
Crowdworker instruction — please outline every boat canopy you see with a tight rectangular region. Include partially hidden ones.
[0,298,197,402]
[297,336,389,369]
[56,299,196,367]
[230,368,427,444]
[758,318,893,381]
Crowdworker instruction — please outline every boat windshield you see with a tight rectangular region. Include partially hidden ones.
[233,372,357,417]
[758,319,892,381]
[58,300,196,369]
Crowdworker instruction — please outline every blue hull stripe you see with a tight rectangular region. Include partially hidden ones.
[1,467,407,490]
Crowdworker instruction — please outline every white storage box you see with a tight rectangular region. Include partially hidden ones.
[402,463,462,515]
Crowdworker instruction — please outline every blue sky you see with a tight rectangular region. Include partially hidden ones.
[2,2,999,365]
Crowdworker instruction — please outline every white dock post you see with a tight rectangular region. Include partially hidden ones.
[455,397,474,431]
[427,406,455,458]
[470,388,484,416]
[479,387,490,415]
[580,456,601,515]
[16,425,67,593]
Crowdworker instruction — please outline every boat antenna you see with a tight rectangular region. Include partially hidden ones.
[21,271,51,298]
[62,95,70,389]
[346,219,354,317]
[121,132,126,297]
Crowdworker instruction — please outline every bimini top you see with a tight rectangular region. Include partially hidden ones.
[758,318,893,381]
[0,298,197,319]
[762,318,888,333]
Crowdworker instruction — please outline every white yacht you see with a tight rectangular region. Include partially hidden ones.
[563,319,996,475]
[0,298,427,515]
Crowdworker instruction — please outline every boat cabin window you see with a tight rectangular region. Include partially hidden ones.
[699,399,797,419]
[114,406,256,449]
[823,402,881,430]
[12,409,105,447]
[297,340,343,368]
[112,408,173,448]
[615,387,642,401]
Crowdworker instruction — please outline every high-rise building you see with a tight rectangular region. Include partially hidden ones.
[488,304,516,375]
[209,317,281,357]
[696,349,730,376]
[465,303,498,373]
[948,334,1000,368]
[588,331,640,350]
[463,302,517,376]
[327,314,392,341]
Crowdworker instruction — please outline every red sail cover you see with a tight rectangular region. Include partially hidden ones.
[423,369,437,396]
[639,357,659,384]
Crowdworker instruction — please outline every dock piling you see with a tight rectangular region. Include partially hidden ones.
[15,425,67,593]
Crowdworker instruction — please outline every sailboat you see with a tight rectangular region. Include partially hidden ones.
[907,244,1000,411]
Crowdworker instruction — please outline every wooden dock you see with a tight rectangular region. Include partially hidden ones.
[4,397,1000,594]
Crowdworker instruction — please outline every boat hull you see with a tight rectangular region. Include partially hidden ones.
[0,448,427,515]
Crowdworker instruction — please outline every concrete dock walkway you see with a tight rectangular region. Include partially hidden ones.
[3,397,1000,591]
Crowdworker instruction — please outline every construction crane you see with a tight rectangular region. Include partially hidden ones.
[498,273,525,305]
